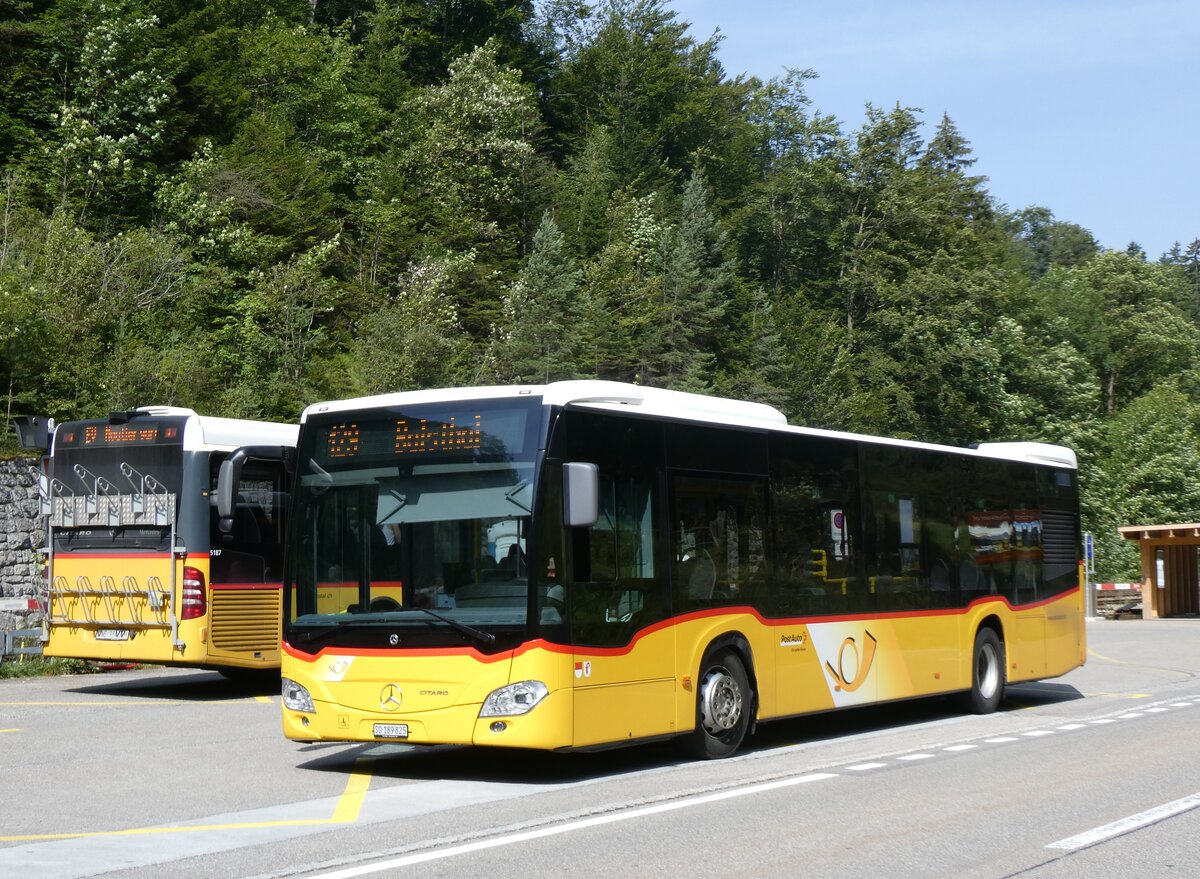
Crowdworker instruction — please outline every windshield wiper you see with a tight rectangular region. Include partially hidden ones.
[413,606,497,647]
[289,617,358,648]
[290,607,496,649]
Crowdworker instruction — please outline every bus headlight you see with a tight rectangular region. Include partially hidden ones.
[479,680,548,717]
[282,677,315,713]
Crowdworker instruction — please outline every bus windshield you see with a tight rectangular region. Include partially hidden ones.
[50,417,187,552]
[286,399,543,651]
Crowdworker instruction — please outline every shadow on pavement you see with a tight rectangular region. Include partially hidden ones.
[64,667,280,701]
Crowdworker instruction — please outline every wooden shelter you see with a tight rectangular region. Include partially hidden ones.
[1117,523,1200,618]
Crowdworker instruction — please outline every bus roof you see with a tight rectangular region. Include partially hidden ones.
[300,382,1076,469]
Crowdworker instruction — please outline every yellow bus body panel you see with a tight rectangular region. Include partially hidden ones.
[45,554,281,670]
[282,588,1084,751]
[282,644,574,750]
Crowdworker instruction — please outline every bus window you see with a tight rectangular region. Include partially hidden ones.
[769,434,860,615]
[210,459,287,584]
[964,458,1015,602]
[669,473,766,609]
[561,412,664,648]
[1010,464,1042,604]
[861,445,918,610]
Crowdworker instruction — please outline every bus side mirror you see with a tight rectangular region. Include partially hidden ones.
[218,444,291,534]
[563,462,599,528]
[217,458,239,534]
[12,415,55,450]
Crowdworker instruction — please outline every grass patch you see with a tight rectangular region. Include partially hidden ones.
[0,657,100,678]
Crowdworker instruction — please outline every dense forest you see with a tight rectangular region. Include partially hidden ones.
[1,0,1198,579]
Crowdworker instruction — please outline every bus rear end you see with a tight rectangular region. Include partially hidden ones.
[42,410,290,670]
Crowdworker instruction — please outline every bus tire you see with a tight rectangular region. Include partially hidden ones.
[961,627,1005,714]
[685,650,752,759]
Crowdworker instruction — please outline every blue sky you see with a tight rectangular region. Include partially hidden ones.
[675,0,1199,258]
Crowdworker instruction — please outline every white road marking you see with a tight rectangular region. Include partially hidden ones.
[897,753,935,761]
[306,773,840,879]
[943,744,977,752]
[846,763,888,771]
[1047,792,1200,851]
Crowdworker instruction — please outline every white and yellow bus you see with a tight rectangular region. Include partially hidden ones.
[277,382,1084,757]
[42,407,297,674]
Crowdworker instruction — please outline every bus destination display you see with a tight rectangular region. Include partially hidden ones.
[56,421,184,448]
[317,405,531,464]
[327,416,483,459]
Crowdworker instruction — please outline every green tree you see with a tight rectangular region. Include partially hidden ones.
[1009,206,1100,278]
[230,237,343,419]
[0,0,55,169]
[547,0,755,198]
[490,212,584,382]
[1160,238,1200,322]
[733,68,845,301]
[647,168,733,392]
[576,188,663,381]
[1088,385,1200,581]
[46,0,175,222]
[402,40,546,336]
[553,124,619,259]
[1038,251,1199,413]
[350,251,474,393]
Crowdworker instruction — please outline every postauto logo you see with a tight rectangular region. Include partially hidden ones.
[824,629,878,692]
[806,624,880,702]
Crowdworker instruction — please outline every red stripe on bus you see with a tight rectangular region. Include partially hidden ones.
[51,552,205,561]
[283,586,1081,662]
[283,641,513,664]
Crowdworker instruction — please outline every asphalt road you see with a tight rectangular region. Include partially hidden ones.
[2,618,1199,879]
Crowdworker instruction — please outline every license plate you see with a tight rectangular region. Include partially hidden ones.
[373,723,409,739]
[95,629,130,641]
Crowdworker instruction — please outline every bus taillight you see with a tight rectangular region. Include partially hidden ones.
[181,566,207,620]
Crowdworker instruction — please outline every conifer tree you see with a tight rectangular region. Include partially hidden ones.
[491,212,584,383]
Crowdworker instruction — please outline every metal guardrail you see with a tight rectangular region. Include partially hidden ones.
[0,628,43,660]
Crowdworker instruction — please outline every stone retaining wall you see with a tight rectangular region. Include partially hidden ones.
[0,457,44,632]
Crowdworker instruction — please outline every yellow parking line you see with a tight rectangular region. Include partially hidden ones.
[255,696,274,704]
[0,728,20,733]
[330,758,374,823]
[1087,648,1127,665]
[0,757,374,842]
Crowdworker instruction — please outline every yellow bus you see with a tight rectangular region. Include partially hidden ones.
[41,407,297,674]
[277,382,1084,757]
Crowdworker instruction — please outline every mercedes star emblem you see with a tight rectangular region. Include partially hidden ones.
[379,684,403,711]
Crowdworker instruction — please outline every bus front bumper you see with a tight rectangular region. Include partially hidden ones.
[282,686,573,750]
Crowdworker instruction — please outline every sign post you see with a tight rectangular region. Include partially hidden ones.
[1084,532,1097,618]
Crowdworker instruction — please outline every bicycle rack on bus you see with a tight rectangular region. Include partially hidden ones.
[42,463,183,649]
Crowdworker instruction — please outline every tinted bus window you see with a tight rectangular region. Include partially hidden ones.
[769,434,862,616]
[669,473,768,611]
[209,457,289,584]
[561,412,665,648]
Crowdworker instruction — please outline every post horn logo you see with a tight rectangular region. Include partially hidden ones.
[379,684,403,711]
[825,630,878,693]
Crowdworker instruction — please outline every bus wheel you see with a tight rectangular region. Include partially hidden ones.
[685,650,751,759]
[961,628,1005,714]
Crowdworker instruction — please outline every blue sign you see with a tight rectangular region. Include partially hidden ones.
[1084,532,1094,561]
